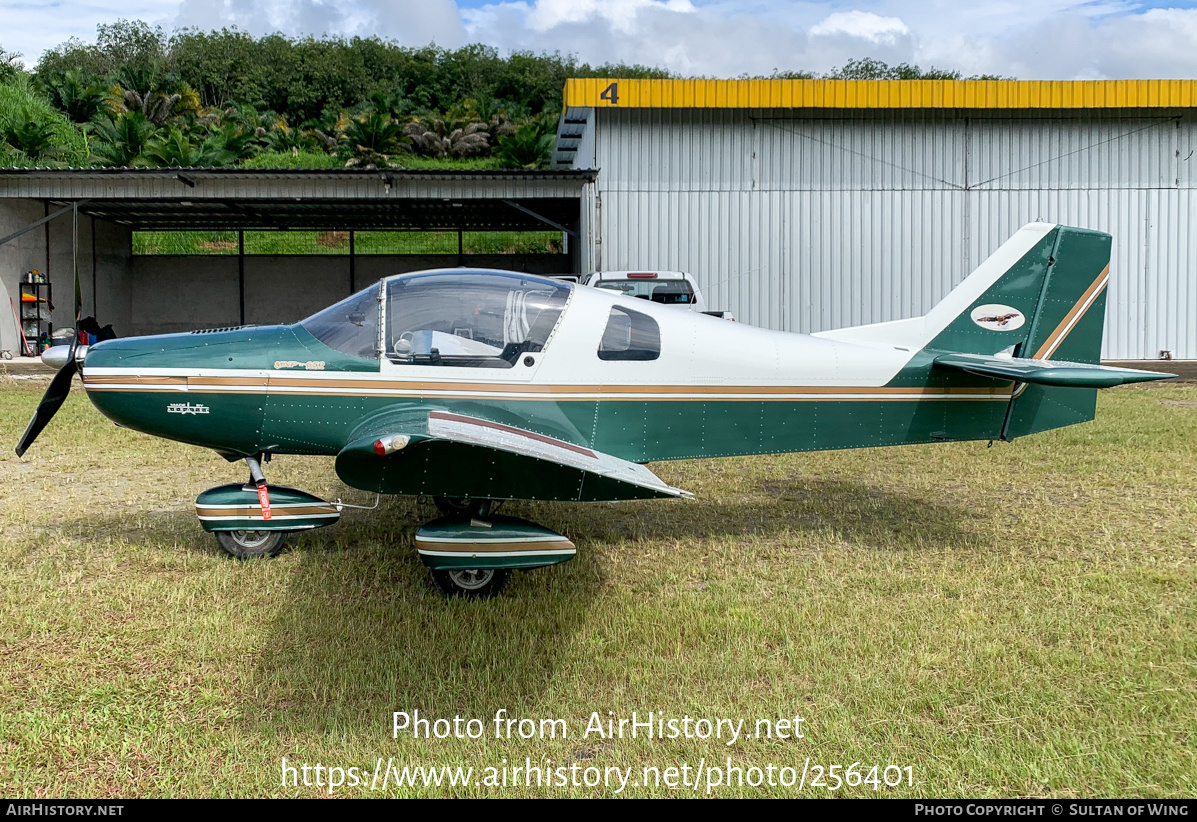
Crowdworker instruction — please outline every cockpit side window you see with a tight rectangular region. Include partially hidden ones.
[385,272,570,368]
[598,306,660,361]
[299,284,380,359]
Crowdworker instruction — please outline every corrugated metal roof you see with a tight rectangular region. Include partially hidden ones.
[563,78,1197,110]
[0,168,595,232]
[0,167,598,181]
[0,167,598,223]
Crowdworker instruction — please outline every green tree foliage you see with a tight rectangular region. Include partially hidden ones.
[494,120,554,170]
[89,110,155,166]
[827,57,1008,81]
[38,69,110,124]
[38,20,168,79]
[0,77,88,165]
[2,21,1014,170]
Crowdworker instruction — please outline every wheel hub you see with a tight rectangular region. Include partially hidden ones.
[230,530,273,548]
[448,569,495,590]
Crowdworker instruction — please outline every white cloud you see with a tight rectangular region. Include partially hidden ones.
[810,10,909,44]
[2,0,1197,79]
[522,0,696,34]
[173,0,467,45]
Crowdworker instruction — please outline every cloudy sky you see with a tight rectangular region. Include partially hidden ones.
[3,0,1197,78]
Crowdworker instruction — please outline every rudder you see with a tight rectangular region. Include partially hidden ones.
[1003,226,1112,438]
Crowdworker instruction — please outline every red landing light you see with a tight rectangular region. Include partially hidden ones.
[373,439,386,455]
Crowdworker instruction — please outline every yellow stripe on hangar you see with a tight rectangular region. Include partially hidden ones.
[563,78,1197,110]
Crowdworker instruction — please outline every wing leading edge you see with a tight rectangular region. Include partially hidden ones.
[335,410,691,503]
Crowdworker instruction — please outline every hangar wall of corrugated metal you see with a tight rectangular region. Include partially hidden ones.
[583,108,1197,359]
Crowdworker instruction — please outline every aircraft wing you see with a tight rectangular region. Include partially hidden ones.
[933,353,1174,388]
[335,410,692,503]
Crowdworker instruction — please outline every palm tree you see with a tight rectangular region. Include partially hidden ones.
[341,109,409,168]
[112,65,202,125]
[1,107,62,162]
[143,126,234,167]
[0,49,23,83]
[39,70,110,125]
[403,116,490,159]
[260,118,315,154]
[493,121,553,169]
[89,111,155,166]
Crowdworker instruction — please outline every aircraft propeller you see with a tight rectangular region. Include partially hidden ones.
[15,203,83,458]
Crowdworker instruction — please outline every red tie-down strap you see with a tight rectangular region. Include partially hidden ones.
[257,484,272,520]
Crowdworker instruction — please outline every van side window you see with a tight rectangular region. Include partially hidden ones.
[598,306,660,361]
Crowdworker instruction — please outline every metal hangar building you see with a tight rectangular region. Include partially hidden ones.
[553,78,1197,360]
[0,78,1194,362]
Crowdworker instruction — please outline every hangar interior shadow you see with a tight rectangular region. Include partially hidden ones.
[40,474,981,737]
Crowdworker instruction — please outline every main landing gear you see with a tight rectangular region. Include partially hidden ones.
[194,466,575,598]
[416,497,576,599]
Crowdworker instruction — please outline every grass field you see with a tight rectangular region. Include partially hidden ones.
[0,380,1193,797]
[132,230,563,257]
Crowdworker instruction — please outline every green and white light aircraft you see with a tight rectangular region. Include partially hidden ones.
[16,222,1173,597]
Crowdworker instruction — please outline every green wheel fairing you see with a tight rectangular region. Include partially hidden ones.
[195,483,339,532]
[416,515,576,571]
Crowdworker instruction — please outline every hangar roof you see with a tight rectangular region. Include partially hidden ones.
[0,168,597,232]
[562,78,1197,110]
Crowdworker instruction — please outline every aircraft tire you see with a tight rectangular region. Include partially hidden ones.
[214,529,288,559]
[430,568,511,599]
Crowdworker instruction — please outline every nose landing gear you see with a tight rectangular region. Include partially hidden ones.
[214,529,287,559]
[196,453,340,559]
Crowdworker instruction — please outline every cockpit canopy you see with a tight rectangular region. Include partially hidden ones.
[386,271,571,368]
[299,269,572,367]
[299,283,380,360]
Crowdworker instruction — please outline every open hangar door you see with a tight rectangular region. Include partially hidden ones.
[0,168,593,344]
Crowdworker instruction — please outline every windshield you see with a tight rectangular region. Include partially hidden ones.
[298,284,380,359]
[385,271,570,368]
[595,278,695,305]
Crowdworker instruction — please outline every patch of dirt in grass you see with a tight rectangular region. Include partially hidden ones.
[316,231,349,248]
[1160,399,1197,408]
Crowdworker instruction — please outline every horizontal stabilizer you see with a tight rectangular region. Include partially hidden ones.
[933,353,1175,388]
